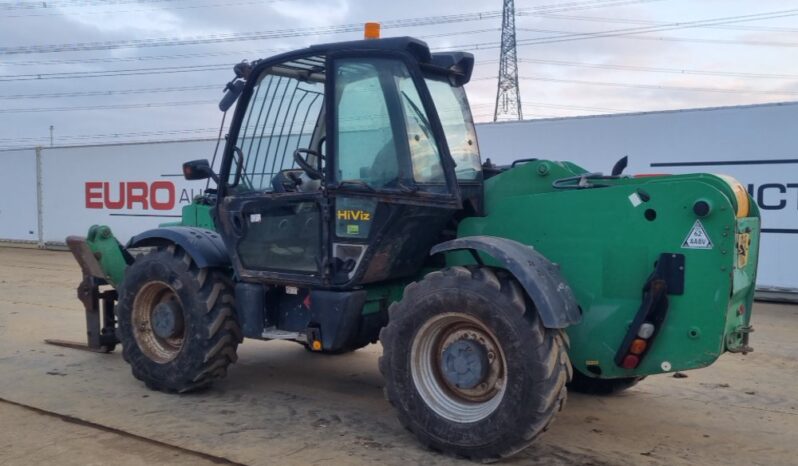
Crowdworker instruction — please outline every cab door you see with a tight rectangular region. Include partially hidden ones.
[325,53,463,286]
[216,55,329,286]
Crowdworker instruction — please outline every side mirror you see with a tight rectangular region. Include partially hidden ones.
[219,79,245,112]
[183,159,218,183]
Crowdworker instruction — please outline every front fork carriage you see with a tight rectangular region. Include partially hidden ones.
[45,236,120,353]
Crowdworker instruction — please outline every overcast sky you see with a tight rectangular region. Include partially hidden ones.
[0,0,796,150]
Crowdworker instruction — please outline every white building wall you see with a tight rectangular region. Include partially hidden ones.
[0,149,39,243]
[40,139,216,245]
[0,102,794,290]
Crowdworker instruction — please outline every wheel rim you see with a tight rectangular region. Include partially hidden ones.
[410,313,507,423]
[132,281,186,363]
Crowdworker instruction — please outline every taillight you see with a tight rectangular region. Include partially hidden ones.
[629,339,647,355]
[621,355,640,369]
[614,253,683,371]
[617,322,656,369]
[638,323,655,338]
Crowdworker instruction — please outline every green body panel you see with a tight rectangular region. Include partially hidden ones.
[363,279,410,315]
[84,225,129,287]
[85,202,214,286]
[159,202,215,229]
[84,163,760,380]
[450,160,760,379]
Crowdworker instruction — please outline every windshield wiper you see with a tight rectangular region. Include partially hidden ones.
[401,91,434,142]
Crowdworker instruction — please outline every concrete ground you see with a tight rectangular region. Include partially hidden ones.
[0,402,222,466]
[0,247,796,466]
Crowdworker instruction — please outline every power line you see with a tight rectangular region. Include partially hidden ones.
[474,100,627,112]
[0,99,217,114]
[447,9,798,53]
[0,27,502,81]
[0,84,220,100]
[0,0,661,55]
[0,28,501,68]
[537,12,798,34]
[438,8,798,53]
[599,33,798,48]
[0,48,281,67]
[512,9,798,47]
[0,0,197,10]
[0,135,219,151]
[0,0,283,18]
[516,76,798,96]
[25,52,791,102]
[516,58,798,80]
[0,10,503,55]
[476,57,798,80]
[516,27,798,48]
[0,63,230,81]
[471,74,798,97]
[1,4,793,122]
[12,5,793,83]
[0,127,220,143]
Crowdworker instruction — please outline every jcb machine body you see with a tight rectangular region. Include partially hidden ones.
[59,33,760,460]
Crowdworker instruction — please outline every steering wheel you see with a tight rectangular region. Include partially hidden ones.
[293,148,323,180]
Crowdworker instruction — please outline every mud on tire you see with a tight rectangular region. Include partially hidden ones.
[116,245,241,393]
[379,266,571,461]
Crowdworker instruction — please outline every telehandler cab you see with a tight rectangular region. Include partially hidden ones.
[55,29,760,460]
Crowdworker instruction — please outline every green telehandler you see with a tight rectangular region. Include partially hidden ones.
[53,30,760,461]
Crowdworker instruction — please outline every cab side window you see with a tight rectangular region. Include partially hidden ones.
[334,59,398,188]
[397,76,445,184]
[231,57,326,192]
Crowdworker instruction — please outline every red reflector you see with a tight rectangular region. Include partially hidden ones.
[303,295,311,309]
[737,304,745,316]
[621,355,640,369]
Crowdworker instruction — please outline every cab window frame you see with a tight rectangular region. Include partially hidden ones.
[219,50,328,199]
[421,74,483,183]
[324,49,461,207]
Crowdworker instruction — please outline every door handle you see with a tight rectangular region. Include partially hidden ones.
[231,212,245,235]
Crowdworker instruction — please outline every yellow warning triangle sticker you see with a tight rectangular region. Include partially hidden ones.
[682,219,713,249]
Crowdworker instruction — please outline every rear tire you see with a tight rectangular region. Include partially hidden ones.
[116,245,241,393]
[379,266,570,461]
[568,369,645,395]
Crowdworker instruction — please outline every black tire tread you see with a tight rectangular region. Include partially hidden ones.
[118,245,241,394]
[379,266,571,462]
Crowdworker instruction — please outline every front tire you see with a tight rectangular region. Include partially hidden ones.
[117,245,241,393]
[379,266,570,461]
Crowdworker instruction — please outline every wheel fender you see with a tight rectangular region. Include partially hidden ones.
[430,236,581,328]
[127,227,230,269]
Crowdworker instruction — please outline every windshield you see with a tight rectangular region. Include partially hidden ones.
[424,79,482,180]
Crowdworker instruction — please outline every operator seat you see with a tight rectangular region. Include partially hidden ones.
[364,141,400,188]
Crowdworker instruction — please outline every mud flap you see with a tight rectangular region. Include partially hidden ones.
[430,236,581,328]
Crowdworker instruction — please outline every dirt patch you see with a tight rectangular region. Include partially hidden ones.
[0,247,797,465]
